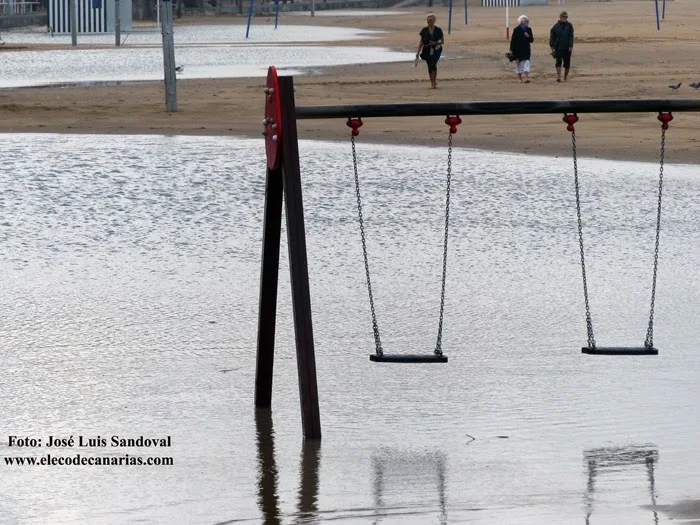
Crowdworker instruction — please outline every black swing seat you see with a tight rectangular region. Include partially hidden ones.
[582,347,658,356]
[369,354,448,363]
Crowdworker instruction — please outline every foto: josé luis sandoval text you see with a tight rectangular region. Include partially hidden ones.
[42,436,171,447]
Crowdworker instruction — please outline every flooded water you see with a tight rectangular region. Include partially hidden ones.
[1,133,699,524]
[0,44,409,88]
[0,24,408,88]
[0,24,382,44]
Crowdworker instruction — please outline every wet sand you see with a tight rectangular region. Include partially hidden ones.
[1,0,700,162]
[649,499,700,524]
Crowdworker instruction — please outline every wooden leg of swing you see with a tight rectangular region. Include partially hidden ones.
[279,75,322,440]
[254,166,284,409]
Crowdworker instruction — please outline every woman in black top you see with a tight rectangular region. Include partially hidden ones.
[416,14,444,89]
[509,14,534,83]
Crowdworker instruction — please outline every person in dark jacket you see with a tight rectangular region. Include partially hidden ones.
[416,13,444,89]
[509,15,534,83]
[549,11,574,82]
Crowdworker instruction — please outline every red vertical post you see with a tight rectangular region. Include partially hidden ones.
[278,75,322,440]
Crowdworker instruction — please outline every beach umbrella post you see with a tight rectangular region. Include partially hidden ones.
[654,0,660,30]
[274,0,280,28]
[662,0,666,19]
[246,0,254,38]
[464,0,467,25]
[505,2,510,40]
[448,0,453,34]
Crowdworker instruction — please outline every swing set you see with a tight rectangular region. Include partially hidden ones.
[255,65,700,439]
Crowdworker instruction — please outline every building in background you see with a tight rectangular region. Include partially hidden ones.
[48,0,131,33]
[0,0,42,15]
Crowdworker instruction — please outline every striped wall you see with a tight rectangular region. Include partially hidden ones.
[49,0,108,33]
[480,0,519,6]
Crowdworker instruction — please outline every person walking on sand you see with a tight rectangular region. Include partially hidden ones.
[509,15,534,83]
[416,13,444,89]
[549,11,574,82]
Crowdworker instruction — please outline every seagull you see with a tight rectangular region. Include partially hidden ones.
[175,65,184,73]
[690,82,700,89]
[669,82,682,91]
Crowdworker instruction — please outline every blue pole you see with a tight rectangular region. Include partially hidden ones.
[464,0,467,25]
[246,0,254,38]
[662,0,666,19]
[274,0,280,28]
[654,0,660,30]
[448,0,452,34]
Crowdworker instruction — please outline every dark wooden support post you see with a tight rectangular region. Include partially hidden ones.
[255,69,321,440]
[278,75,322,440]
[254,167,284,408]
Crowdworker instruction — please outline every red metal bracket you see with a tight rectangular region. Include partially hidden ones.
[658,111,673,130]
[445,115,462,134]
[347,117,363,136]
[563,113,579,132]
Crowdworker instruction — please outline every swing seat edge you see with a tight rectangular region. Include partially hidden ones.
[582,347,659,356]
[369,354,449,363]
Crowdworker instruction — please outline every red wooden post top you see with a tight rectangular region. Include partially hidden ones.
[263,66,283,170]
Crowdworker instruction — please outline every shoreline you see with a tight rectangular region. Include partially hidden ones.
[0,73,694,165]
[2,2,700,164]
[4,116,690,166]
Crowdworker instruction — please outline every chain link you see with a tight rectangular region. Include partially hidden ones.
[571,127,596,349]
[435,133,453,356]
[645,126,666,349]
[351,133,383,356]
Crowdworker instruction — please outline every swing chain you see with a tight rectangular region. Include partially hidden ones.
[567,114,596,349]
[435,132,453,356]
[645,112,670,348]
[350,116,456,358]
[350,129,383,356]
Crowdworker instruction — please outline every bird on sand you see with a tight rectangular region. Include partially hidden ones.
[689,82,700,89]
[669,82,682,91]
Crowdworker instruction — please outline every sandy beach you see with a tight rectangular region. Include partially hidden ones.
[1,0,700,162]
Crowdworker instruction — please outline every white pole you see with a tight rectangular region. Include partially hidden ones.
[505,1,509,40]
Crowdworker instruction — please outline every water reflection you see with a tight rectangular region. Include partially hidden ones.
[296,439,321,524]
[371,450,447,524]
[255,409,281,525]
[254,409,321,525]
[583,445,659,525]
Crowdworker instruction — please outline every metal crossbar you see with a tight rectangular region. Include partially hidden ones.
[295,99,700,119]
